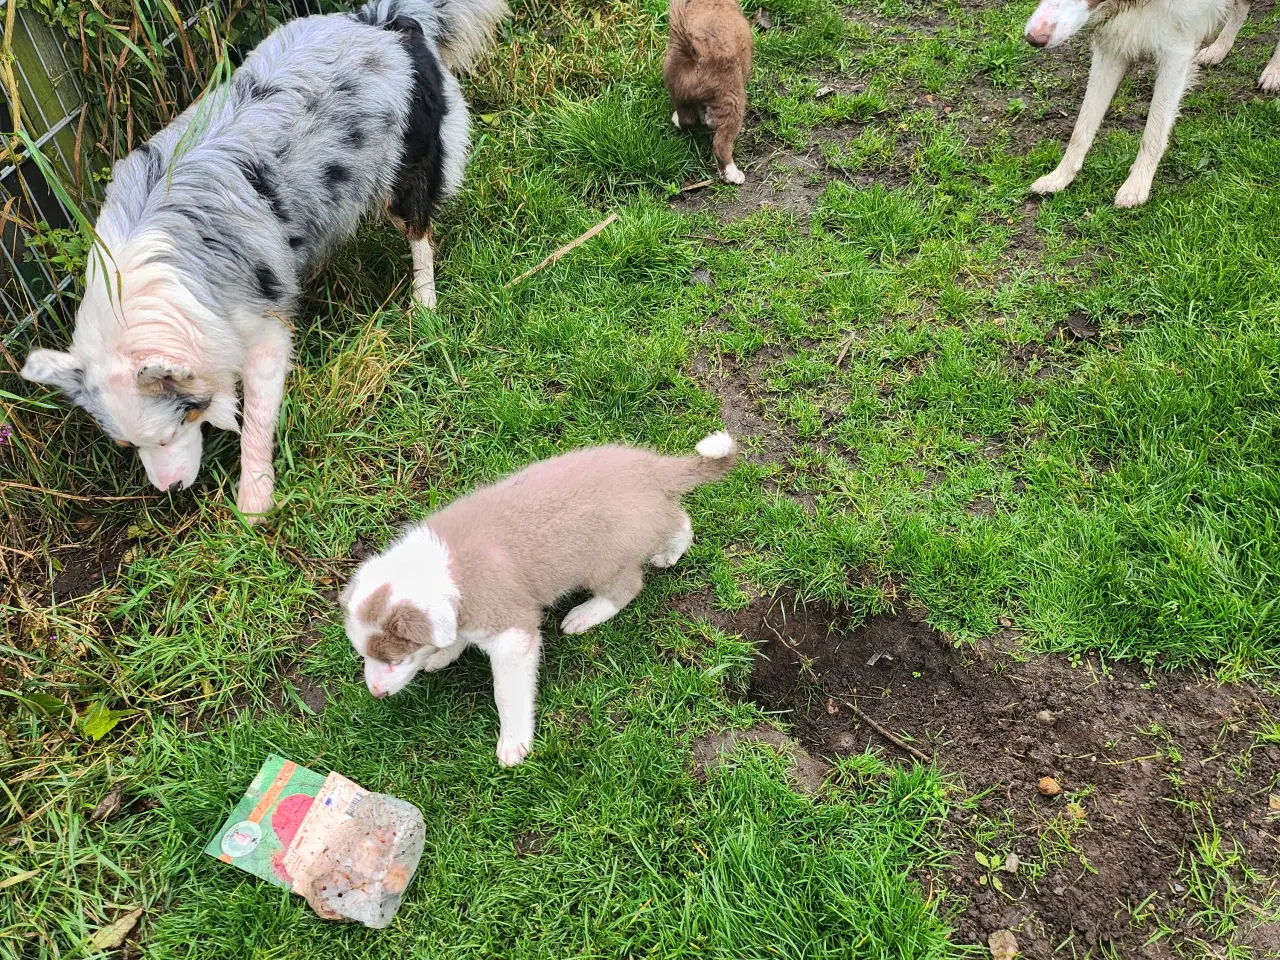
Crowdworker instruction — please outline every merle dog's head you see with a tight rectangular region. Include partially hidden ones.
[21,238,239,493]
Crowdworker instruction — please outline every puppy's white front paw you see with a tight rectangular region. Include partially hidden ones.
[1114,176,1150,209]
[236,476,275,524]
[722,164,746,185]
[496,735,531,767]
[1259,61,1280,92]
[1029,168,1075,196]
[671,110,682,130]
[560,596,620,634]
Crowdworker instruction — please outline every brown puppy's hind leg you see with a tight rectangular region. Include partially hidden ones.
[709,95,745,184]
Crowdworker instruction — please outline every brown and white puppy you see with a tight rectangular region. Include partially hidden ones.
[340,432,739,766]
[664,0,753,185]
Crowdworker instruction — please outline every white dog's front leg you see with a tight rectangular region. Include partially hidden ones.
[483,627,541,766]
[1115,52,1193,208]
[237,325,292,522]
[1031,47,1128,196]
[410,232,436,310]
[1196,0,1249,66]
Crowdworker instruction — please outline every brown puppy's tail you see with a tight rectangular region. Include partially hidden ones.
[665,431,739,492]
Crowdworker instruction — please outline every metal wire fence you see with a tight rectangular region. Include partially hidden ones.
[0,0,333,348]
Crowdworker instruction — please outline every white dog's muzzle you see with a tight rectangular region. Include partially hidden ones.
[1025,0,1094,48]
[138,423,204,493]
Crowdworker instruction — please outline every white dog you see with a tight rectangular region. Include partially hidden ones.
[1024,0,1232,207]
[1195,0,1280,91]
[20,0,506,520]
[340,432,739,766]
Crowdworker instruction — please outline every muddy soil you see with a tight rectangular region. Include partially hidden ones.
[688,591,1279,958]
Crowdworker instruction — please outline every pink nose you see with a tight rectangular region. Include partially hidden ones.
[370,686,387,698]
[1025,23,1052,46]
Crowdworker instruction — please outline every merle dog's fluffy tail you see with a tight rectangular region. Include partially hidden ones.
[356,0,508,73]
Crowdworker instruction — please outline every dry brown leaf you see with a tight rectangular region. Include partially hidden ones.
[91,785,124,823]
[87,907,142,950]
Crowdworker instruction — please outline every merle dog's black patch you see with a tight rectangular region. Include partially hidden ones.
[380,14,448,239]
[255,264,283,301]
[324,163,352,193]
[238,159,290,222]
[135,142,166,194]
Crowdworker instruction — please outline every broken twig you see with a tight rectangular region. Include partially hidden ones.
[505,212,619,289]
[838,698,933,764]
[675,177,717,195]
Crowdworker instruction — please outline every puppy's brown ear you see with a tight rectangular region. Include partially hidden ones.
[386,601,434,648]
[368,600,433,662]
[356,583,392,625]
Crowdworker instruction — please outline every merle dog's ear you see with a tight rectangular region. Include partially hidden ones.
[22,349,84,398]
[134,355,196,394]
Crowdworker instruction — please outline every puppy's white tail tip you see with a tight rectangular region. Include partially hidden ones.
[696,431,736,459]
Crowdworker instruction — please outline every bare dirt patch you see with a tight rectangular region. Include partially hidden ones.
[690,723,831,794]
[671,146,827,222]
[686,590,1280,958]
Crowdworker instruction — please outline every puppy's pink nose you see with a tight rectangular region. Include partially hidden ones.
[1025,23,1052,47]
[370,686,387,698]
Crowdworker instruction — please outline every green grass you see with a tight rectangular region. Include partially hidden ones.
[4,0,1280,956]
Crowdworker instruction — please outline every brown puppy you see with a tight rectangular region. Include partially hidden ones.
[664,0,753,184]
[341,432,739,766]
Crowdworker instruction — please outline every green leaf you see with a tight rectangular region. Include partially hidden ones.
[78,702,134,742]
[479,113,501,126]
[25,692,69,716]
[991,875,1004,892]
[974,851,991,869]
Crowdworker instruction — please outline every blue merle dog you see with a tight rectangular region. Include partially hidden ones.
[21,0,507,519]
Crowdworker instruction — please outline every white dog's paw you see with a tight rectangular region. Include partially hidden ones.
[413,280,437,310]
[1194,43,1229,67]
[1259,62,1280,92]
[1029,169,1075,196]
[496,735,531,767]
[1114,177,1151,209]
[722,164,746,185]
[671,110,682,130]
[236,477,275,524]
[560,596,620,634]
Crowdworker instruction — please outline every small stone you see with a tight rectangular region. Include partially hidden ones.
[1038,776,1063,796]
[828,731,858,753]
[1003,853,1020,874]
[1035,709,1054,725]
[1053,885,1066,896]
[690,267,713,286]
[988,928,1018,960]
